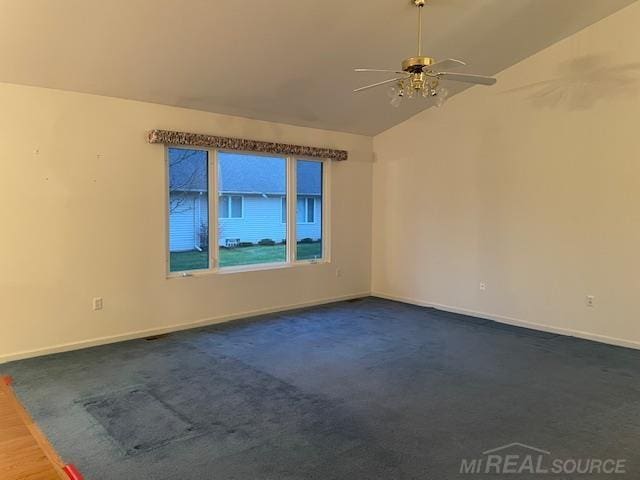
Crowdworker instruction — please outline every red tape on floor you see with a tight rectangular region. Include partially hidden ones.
[63,464,85,480]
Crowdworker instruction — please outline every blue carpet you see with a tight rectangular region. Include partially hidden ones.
[2,297,640,479]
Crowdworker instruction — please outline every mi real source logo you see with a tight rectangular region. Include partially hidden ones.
[460,443,627,476]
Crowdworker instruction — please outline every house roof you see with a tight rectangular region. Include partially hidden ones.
[169,149,322,195]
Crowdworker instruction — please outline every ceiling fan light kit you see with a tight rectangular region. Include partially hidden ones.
[354,0,497,108]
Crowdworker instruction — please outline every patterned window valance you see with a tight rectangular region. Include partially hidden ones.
[147,129,348,161]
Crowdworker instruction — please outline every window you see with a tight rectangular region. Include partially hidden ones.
[167,148,209,273]
[281,197,287,223]
[219,195,243,218]
[297,197,315,223]
[218,152,287,268]
[306,198,315,223]
[296,160,323,261]
[167,149,327,274]
[286,197,315,224]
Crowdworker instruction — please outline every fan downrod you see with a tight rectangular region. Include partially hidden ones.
[405,0,431,71]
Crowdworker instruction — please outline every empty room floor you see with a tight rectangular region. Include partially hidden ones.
[2,297,640,479]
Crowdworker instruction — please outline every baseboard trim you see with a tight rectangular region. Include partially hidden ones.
[372,291,640,351]
[0,291,371,364]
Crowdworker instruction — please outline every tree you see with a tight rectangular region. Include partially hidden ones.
[168,149,207,214]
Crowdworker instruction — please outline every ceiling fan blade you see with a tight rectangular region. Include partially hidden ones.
[353,77,405,93]
[439,72,497,85]
[425,58,466,72]
[355,68,409,76]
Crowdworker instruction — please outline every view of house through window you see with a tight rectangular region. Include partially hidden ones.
[168,149,325,273]
[168,148,209,272]
[296,160,323,261]
[218,152,287,268]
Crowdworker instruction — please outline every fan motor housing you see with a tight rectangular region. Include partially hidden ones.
[402,56,434,73]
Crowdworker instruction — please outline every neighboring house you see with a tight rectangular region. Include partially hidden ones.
[169,151,322,252]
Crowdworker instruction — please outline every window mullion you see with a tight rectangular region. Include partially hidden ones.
[287,157,297,263]
[165,147,171,275]
[210,149,219,270]
[322,158,330,262]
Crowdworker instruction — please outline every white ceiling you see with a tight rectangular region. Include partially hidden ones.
[0,0,634,135]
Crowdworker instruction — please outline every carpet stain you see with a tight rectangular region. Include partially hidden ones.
[83,388,197,455]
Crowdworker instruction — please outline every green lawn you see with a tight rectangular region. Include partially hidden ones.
[170,242,322,272]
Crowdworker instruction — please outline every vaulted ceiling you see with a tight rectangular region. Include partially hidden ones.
[0,0,634,135]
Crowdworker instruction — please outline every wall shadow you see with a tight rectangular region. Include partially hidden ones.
[501,54,640,110]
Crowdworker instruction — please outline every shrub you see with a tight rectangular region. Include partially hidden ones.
[239,242,254,247]
[299,237,314,244]
[258,238,276,246]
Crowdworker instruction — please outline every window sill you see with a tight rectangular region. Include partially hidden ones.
[218,261,326,275]
[167,259,329,279]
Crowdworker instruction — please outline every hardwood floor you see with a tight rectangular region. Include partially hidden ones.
[0,377,68,480]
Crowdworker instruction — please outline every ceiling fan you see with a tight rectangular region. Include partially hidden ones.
[354,0,497,107]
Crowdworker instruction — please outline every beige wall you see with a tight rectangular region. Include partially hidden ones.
[372,3,640,347]
[0,84,373,362]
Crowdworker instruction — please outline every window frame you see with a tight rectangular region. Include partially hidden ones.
[166,147,330,277]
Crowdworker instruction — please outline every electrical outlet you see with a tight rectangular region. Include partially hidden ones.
[336,268,342,278]
[93,297,103,311]
[586,295,595,308]
[479,282,487,291]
